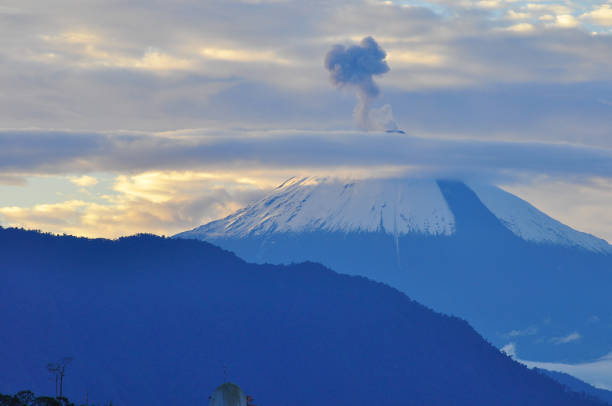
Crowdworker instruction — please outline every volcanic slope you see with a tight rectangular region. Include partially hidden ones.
[177,177,612,362]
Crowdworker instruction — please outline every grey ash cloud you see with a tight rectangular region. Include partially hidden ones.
[325,36,398,131]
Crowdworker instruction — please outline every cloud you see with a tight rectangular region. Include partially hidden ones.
[505,342,612,390]
[40,32,194,72]
[525,3,573,15]
[70,175,98,187]
[0,175,26,186]
[504,23,535,33]
[385,49,445,66]
[505,326,538,337]
[200,47,291,64]
[588,315,601,324]
[506,10,531,21]
[552,14,580,29]
[0,6,24,15]
[1,129,612,182]
[582,4,612,27]
[550,332,582,344]
[501,342,517,357]
[0,171,270,238]
[325,36,398,130]
[513,350,612,390]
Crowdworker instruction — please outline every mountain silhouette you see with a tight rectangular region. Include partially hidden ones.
[0,227,608,406]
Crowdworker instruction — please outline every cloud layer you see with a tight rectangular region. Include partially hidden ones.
[1,129,611,179]
[504,345,612,391]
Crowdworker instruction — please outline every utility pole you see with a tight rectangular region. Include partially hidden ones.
[47,357,73,400]
[47,363,60,397]
[58,357,72,399]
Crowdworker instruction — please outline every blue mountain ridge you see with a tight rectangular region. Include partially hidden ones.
[536,368,612,405]
[177,180,612,363]
[0,227,607,406]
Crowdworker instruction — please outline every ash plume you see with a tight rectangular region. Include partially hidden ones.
[325,36,398,131]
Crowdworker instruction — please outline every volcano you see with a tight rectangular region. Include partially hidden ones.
[177,177,612,363]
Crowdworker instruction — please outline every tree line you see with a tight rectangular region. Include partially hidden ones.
[1,357,112,406]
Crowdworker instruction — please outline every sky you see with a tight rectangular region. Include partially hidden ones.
[0,0,611,243]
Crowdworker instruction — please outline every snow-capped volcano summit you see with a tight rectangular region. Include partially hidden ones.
[196,177,456,238]
[177,177,612,363]
[178,177,610,253]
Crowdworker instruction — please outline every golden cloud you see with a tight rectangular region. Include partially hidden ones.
[0,171,274,238]
[41,31,194,71]
[200,47,291,65]
[386,49,446,66]
[553,14,579,28]
[70,175,98,187]
[582,4,612,27]
[504,23,535,33]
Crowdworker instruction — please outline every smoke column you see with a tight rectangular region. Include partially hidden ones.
[325,36,398,131]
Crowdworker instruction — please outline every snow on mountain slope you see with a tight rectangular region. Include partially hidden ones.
[178,177,611,254]
[187,177,455,238]
[469,182,612,254]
